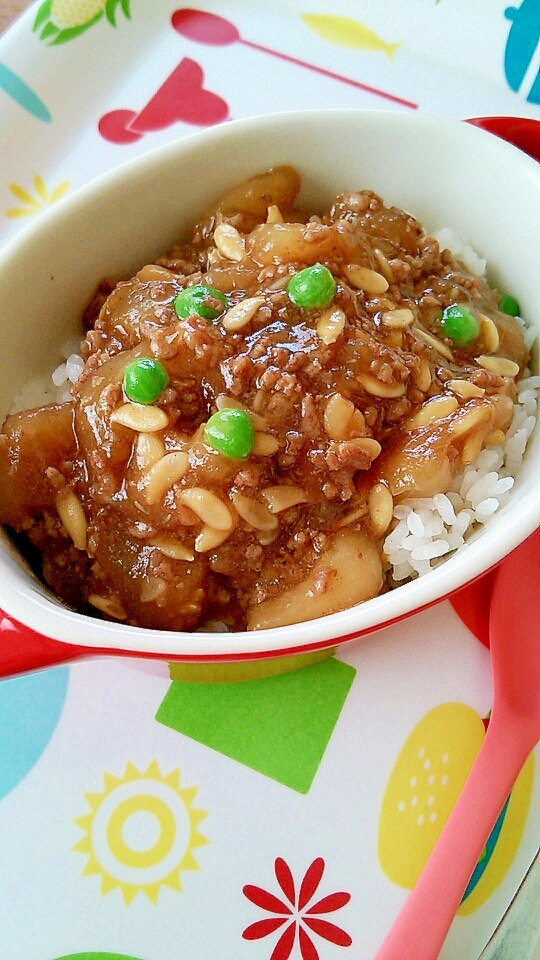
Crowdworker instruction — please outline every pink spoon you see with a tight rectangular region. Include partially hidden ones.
[374,525,540,960]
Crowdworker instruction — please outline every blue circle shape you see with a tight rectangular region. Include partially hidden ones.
[0,666,69,800]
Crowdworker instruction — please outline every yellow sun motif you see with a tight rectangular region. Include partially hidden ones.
[7,175,70,218]
[73,759,209,904]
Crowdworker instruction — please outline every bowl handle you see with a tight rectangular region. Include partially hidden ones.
[0,609,90,678]
[467,116,540,163]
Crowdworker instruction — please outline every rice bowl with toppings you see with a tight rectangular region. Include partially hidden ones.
[0,109,539,666]
[0,167,537,634]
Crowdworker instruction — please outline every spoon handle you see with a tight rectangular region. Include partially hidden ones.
[374,708,534,960]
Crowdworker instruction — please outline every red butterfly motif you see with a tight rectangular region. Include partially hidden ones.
[98,57,229,144]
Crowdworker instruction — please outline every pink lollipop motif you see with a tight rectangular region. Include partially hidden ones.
[99,7,417,146]
[172,7,240,45]
[171,7,418,110]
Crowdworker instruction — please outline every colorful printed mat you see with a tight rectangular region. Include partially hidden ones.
[1,2,540,959]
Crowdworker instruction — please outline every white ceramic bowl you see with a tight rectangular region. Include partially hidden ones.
[1,109,539,675]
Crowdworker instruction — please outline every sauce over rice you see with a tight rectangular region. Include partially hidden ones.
[0,166,531,631]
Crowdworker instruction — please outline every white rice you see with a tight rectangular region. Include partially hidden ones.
[432,228,487,278]
[10,337,84,413]
[383,375,539,581]
[51,352,85,391]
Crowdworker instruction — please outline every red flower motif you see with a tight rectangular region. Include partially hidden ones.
[243,857,352,960]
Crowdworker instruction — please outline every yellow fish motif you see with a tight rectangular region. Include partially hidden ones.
[301,14,402,61]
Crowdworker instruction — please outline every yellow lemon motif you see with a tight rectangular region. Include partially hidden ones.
[379,702,484,889]
[378,702,534,911]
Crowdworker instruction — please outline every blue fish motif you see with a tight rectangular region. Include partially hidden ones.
[504,0,540,104]
[0,62,51,121]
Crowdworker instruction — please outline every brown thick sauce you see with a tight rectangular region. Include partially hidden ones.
[0,167,528,631]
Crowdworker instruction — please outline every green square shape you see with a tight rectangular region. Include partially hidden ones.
[155,657,356,794]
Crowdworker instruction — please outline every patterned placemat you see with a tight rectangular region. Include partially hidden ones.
[1,3,540,958]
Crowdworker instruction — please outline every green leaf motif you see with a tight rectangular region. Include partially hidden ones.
[33,0,54,32]
[49,15,103,44]
[106,0,132,28]
[39,20,59,41]
[105,0,118,26]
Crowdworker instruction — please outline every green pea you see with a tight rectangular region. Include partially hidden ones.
[174,284,228,320]
[440,303,480,345]
[204,408,254,459]
[499,294,520,317]
[123,357,169,405]
[287,263,336,309]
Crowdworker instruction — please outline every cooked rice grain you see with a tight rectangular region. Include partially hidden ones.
[10,338,84,413]
[432,227,487,277]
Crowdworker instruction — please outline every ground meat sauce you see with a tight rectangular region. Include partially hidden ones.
[0,166,529,631]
